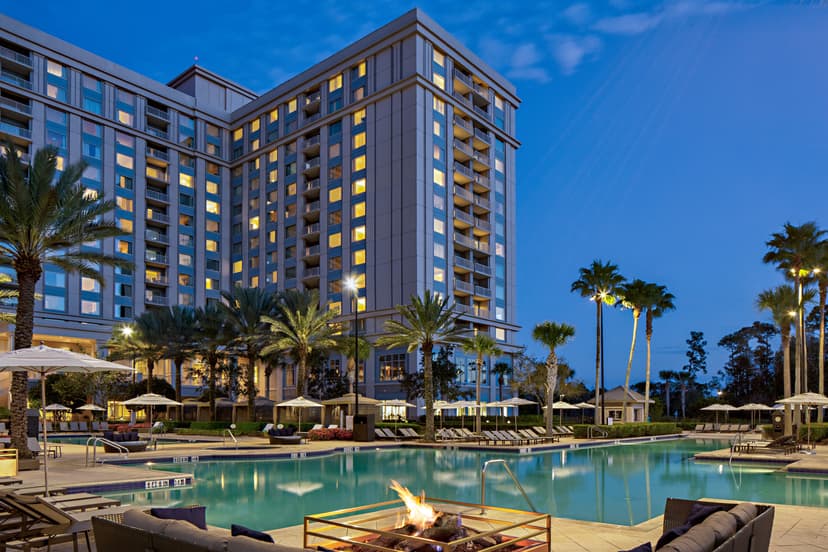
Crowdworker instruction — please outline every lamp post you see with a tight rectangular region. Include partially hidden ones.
[121,325,135,384]
[344,277,359,422]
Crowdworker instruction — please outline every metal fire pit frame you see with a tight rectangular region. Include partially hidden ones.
[304,496,551,552]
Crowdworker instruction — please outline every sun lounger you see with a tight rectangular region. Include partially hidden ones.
[309,424,324,431]
[400,427,423,439]
[693,424,704,432]
[327,424,338,429]
[701,423,714,432]
[91,422,100,431]
[732,435,801,455]
[78,422,89,432]
[261,423,274,435]
[532,426,548,435]
[374,428,394,440]
[555,426,574,436]
[737,424,750,432]
[68,422,79,432]
[58,422,68,432]
[99,422,108,431]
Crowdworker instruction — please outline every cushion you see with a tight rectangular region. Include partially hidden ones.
[150,506,208,530]
[163,520,226,551]
[123,509,175,534]
[684,503,724,526]
[655,524,690,550]
[619,543,652,552]
[227,535,296,551]
[703,511,738,546]
[727,503,758,529]
[658,524,716,552]
[232,523,274,543]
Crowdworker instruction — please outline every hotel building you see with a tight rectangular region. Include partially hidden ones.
[0,9,520,407]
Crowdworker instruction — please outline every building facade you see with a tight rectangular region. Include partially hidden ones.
[0,9,520,407]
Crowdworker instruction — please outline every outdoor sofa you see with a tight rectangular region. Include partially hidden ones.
[623,498,774,552]
[92,507,311,552]
[101,430,148,453]
[267,427,302,445]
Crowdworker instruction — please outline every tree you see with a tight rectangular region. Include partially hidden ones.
[337,335,371,402]
[376,290,468,441]
[718,322,778,405]
[643,284,675,420]
[764,222,825,398]
[571,260,625,423]
[220,287,277,421]
[306,355,351,401]
[0,144,129,456]
[107,312,167,393]
[193,303,230,421]
[461,334,502,433]
[659,370,677,417]
[160,306,197,403]
[531,321,575,434]
[491,361,512,402]
[261,290,342,398]
[617,279,651,421]
[758,286,799,434]
[400,346,465,403]
[815,242,828,421]
[510,354,546,407]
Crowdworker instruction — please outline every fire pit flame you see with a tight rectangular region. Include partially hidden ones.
[389,480,440,531]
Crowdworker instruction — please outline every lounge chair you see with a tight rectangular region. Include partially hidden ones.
[693,424,704,432]
[91,422,100,431]
[555,426,574,436]
[309,424,324,431]
[701,423,715,432]
[150,421,166,435]
[44,422,52,433]
[519,429,554,443]
[327,424,338,429]
[261,423,274,435]
[58,422,69,432]
[26,438,42,457]
[99,422,109,431]
[374,428,394,440]
[532,426,548,435]
[69,422,79,432]
[738,424,750,432]
[400,427,423,439]
[78,422,89,432]
[732,435,801,455]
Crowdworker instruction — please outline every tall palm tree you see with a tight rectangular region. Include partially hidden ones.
[617,279,651,422]
[194,303,229,421]
[219,287,277,420]
[815,243,828,421]
[764,222,825,398]
[492,361,512,402]
[758,285,800,435]
[643,284,675,421]
[160,305,198,403]
[532,322,575,435]
[376,290,468,441]
[659,369,677,417]
[261,290,342,398]
[107,311,167,393]
[571,260,625,423]
[462,334,502,433]
[0,145,128,456]
[337,335,371,404]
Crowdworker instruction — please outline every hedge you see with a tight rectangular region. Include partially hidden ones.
[572,422,679,439]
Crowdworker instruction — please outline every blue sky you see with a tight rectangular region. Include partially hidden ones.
[5,1,828,391]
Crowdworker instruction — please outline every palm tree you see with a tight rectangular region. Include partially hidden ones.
[461,334,502,433]
[337,335,371,405]
[492,361,512,402]
[571,260,625,423]
[376,290,468,441]
[532,322,575,435]
[643,284,675,421]
[219,287,277,420]
[814,242,828,421]
[617,279,651,422]
[160,306,197,403]
[659,369,677,417]
[764,222,825,398]
[261,290,342,398]
[194,303,229,420]
[758,285,800,435]
[0,145,128,456]
[107,311,167,393]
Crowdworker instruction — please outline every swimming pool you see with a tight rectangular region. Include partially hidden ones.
[105,439,828,530]
[48,435,205,445]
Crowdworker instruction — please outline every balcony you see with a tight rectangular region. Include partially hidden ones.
[303,178,321,197]
[302,135,321,155]
[453,162,473,184]
[453,209,473,228]
[474,239,490,253]
[145,274,169,286]
[304,200,321,214]
[472,173,490,193]
[0,45,32,69]
[302,157,321,177]
[453,69,472,94]
[473,128,491,149]
[145,189,169,203]
[145,251,168,265]
[454,279,474,295]
[303,244,321,259]
[473,195,491,213]
[146,147,168,162]
[145,125,169,141]
[453,185,473,206]
[145,294,167,306]
[473,104,490,120]
[0,71,32,90]
[472,151,489,171]
[145,167,168,184]
[0,96,31,115]
[303,222,321,237]
[454,255,473,272]
[454,232,474,249]
[145,105,170,122]
[304,92,322,113]
[303,266,321,280]
[0,121,31,140]
[474,285,492,299]
[474,217,492,234]
[453,91,472,109]
[453,138,472,161]
[453,116,473,139]
[146,210,170,224]
[473,262,492,276]
[472,82,490,103]
[305,112,322,125]
[145,229,169,244]
[473,304,491,318]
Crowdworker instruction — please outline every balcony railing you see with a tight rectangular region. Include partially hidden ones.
[0,46,32,67]
[474,285,492,298]
[145,251,167,264]
[474,128,491,143]
[453,116,473,133]
[303,267,321,278]
[146,210,170,224]
[473,104,490,119]
[303,158,321,171]
[454,256,473,270]
[145,274,169,285]
[145,105,170,121]
[474,240,490,253]
[453,185,473,202]
[454,209,473,225]
[474,196,491,210]
[453,69,472,87]
[304,178,320,192]
[303,135,321,149]
[145,168,168,183]
[474,262,492,276]
[145,189,169,203]
[304,245,321,257]
[454,233,474,248]
[473,174,490,189]
[145,126,169,140]
[473,151,489,166]
[145,230,169,244]
[304,200,321,213]
[0,96,31,114]
[453,91,472,108]
[146,147,168,161]
[304,222,321,235]
[474,217,492,232]
[305,112,322,124]
[454,279,474,293]
[453,139,473,156]
[145,294,167,305]
[454,162,474,179]
[0,122,30,139]
[0,71,32,90]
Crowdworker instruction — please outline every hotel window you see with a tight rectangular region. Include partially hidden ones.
[206,181,219,195]
[352,132,366,149]
[328,187,342,203]
[328,211,342,225]
[268,149,278,164]
[433,120,443,137]
[357,296,366,312]
[352,178,366,195]
[433,219,444,234]
[434,267,445,283]
[495,328,506,341]
[433,168,445,187]
[328,74,343,92]
[433,97,445,115]
[206,277,218,290]
[116,197,133,212]
[81,74,102,114]
[249,216,260,230]
[250,118,260,132]
[206,239,218,252]
[329,143,341,158]
[233,128,243,141]
[351,225,366,242]
[179,173,193,188]
[269,108,278,123]
[434,242,445,259]
[287,182,297,196]
[206,219,220,233]
[328,232,342,248]
[353,61,366,79]
[179,253,193,267]
[378,354,406,381]
[178,274,192,286]
[352,201,366,218]
[118,218,133,233]
[233,260,243,274]
[352,109,366,126]
[116,132,135,148]
[433,50,445,67]
[328,301,341,315]
[44,295,66,312]
[352,155,366,172]
[433,193,444,211]
[329,165,343,180]
[288,98,297,113]
[81,300,100,316]
[353,249,365,266]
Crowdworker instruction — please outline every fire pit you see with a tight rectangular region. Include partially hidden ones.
[304,482,550,552]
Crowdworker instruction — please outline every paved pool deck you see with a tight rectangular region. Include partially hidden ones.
[15,431,828,551]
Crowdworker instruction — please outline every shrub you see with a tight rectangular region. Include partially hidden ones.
[308,428,353,441]
[572,422,679,439]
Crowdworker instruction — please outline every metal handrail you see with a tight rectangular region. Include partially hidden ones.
[85,437,128,466]
[480,459,537,513]
[587,425,608,439]
[223,428,238,449]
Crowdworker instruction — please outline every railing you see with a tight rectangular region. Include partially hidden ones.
[145,105,169,120]
[0,71,32,90]
[146,147,168,161]
[304,222,321,235]
[303,267,321,278]
[453,91,472,108]
[305,112,322,124]
[474,196,491,210]
[304,178,320,192]
[454,279,474,293]
[85,436,128,467]
[474,285,491,298]
[475,218,491,232]
[145,126,169,140]
[454,162,473,178]
[304,245,321,257]
[303,158,321,170]
[453,69,472,87]
[473,151,489,166]
[473,82,489,98]
[222,428,238,450]
[480,459,537,513]
[0,122,31,139]
[145,168,169,183]
[145,295,167,305]
[145,230,169,244]
[454,255,473,270]
[473,174,490,189]
[587,425,608,439]
[473,104,490,119]
[145,189,169,202]
[474,128,491,143]
[0,45,32,67]
[453,116,473,133]
[304,92,322,106]
[474,240,490,253]
[303,135,321,149]
[0,96,31,114]
[453,185,473,202]
[146,211,169,223]
[304,201,321,213]
[145,252,167,264]
[453,139,473,156]
[145,274,168,285]
[474,262,492,276]
[454,232,474,248]
[454,209,473,225]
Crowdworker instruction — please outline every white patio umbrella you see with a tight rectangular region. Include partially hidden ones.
[380,399,416,433]
[700,403,737,425]
[0,345,132,493]
[419,400,450,429]
[76,403,105,412]
[43,403,70,411]
[737,403,773,427]
[122,393,183,443]
[277,396,323,430]
[575,402,594,423]
[498,397,538,427]
[447,400,478,429]
[777,392,828,448]
[550,400,578,426]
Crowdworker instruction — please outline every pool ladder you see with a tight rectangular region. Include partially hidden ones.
[223,428,238,450]
[84,437,128,467]
[587,425,608,439]
[480,459,537,513]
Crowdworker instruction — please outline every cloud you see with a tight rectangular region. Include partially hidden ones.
[549,35,602,75]
[561,3,592,25]
[593,1,751,36]
[592,12,663,35]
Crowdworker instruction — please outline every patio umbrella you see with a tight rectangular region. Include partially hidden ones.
[737,403,773,427]
[551,400,578,426]
[122,393,183,443]
[447,400,478,429]
[700,403,736,426]
[575,402,594,423]
[419,400,450,429]
[277,396,323,430]
[76,403,105,412]
[380,399,415,433]
[777,392,828,448]
[43,403,70,422]
[498,397,538,427]
[0,344,132,493]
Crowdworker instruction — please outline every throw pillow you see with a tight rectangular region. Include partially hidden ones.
[728,503,758,529]
[655,524,690,550]
[150,506,207,530]
[618,542,652,552]
[231,523,275,543]
[685,503,724,526]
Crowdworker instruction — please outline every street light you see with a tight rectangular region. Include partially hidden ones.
[121,325,135,384]
[344,276,359,423]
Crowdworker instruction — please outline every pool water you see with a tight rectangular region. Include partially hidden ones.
[106,439,828,530]
[48,435,201,445]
